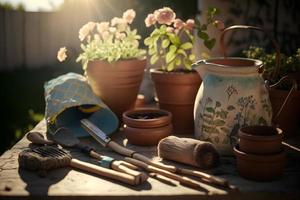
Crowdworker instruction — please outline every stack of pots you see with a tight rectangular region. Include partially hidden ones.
[234,126,285,181]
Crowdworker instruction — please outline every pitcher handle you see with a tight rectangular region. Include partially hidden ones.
[267,76,298,125]
[220,25,281,80]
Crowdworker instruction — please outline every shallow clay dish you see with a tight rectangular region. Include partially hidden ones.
[238,126,283,154]
[122,109,172,146]
[234,145,285,181]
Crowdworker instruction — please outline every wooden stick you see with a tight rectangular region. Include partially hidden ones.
[124,157,206,190]
[70,158,141,185]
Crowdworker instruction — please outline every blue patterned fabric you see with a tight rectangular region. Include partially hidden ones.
[44,73,119,137]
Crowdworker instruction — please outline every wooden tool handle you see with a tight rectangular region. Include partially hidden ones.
[179,168,228,187]
[124,157,204,190]
[132,153,177,173]
[69,158,139,185]
[107,140,135,157]
[89,150,102,160]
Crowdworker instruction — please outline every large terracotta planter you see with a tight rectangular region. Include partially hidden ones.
[86,59,146,119]
[151,69,201,135]
[269,89,300,137]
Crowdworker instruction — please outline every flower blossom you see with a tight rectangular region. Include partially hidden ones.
[97,22,109,33]
[154,7,176,25]
[123,9,136,24]
[57,47,67,62]
[101,31,110,40]
[111,17,126,26]
[79,21,95,41]
[115,32,126,40]
[173,18,185,30]
[144,13,156,27]
[185,19,195,31]
[166,27,174,33]
[214,20,225,30]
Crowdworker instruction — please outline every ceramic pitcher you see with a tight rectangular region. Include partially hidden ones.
[193,57,273,155]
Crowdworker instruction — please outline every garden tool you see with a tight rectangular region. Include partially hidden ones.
[18,145,145,186]
[81,119,236,190]
[26,129,147,181]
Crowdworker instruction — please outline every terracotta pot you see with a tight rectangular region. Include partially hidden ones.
[234,145,285,181]
[150,69,201,135]
[86,59,146,119]
[269,88,300,137]
[122,109,172,146]
[239,126,283,154]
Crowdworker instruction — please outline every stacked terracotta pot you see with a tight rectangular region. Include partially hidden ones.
[234,126,285,181]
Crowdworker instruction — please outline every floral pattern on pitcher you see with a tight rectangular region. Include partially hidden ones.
[194,73,272,155]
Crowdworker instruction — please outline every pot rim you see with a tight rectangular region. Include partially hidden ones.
[238,126,283,141]
[234,145,285,162]
[122,108,172,128]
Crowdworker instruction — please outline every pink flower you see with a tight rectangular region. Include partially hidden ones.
[79,21,95,41]
[115,32,126,40]
[57,47,67,62]
[111,17,126,26]
[214,20,225,30]
[144,13,156,27]
[101,31,110,40]
[97,22,109,33]
[154,7,176,25]
[123,9,136,24]
[173,18,184,30]
[185,19,195,30]
[166,27,174,33]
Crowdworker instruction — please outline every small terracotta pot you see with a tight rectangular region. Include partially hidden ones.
[239,126,283,154]
[122,109,172,146]
[151,69,201,135]
[234,145,285,181]
[86,59,146,119]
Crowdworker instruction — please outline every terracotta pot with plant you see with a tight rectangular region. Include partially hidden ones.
[57,9,146,119]
[143,7,223,135]
[244,47,300,137]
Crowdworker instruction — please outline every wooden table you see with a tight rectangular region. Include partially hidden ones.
[0,120,300,200]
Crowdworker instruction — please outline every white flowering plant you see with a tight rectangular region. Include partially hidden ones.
[144,7,222,71]
[57,9,145,70]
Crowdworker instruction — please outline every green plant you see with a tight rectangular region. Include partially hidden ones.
[243,46,300,84]
[144,7,222,71]
[57,9,146,69]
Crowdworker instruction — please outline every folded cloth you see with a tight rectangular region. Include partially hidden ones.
[44,73,119,137]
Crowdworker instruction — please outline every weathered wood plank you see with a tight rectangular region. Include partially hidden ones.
[0,120,300,200]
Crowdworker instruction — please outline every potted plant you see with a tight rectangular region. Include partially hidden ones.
[143,7,222,134]
[243,46,300,137]
[57,9,146,119]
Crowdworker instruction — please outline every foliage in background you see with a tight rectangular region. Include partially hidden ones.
[225,0,300,56]
[144,7,221,71]
[243,46,300,86]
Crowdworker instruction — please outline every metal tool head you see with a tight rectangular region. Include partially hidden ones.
[80,119,111,147]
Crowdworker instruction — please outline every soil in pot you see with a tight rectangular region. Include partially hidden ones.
[238,125,283,154]
[122,109,172,146]
[86,59,146,120]
[151,69,201,135]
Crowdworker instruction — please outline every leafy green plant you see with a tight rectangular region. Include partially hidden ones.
[243,46,300,85]
[57,9,146,69]
[144,7,222,71]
